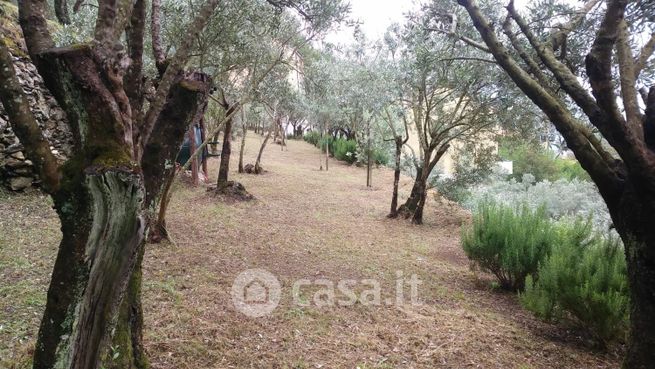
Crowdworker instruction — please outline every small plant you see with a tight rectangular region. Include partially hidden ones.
[520,221,629,345]
[461,201,555,291]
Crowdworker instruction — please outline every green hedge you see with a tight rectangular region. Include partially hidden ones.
[304,132,359,165]
[304,131,322,146]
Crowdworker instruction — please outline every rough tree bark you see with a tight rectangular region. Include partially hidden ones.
[217,103,237,187]
[7,0,219,367]
[457,0,655,366]
[398,145,449,224]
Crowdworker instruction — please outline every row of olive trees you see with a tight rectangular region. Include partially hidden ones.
[297,16,501,224]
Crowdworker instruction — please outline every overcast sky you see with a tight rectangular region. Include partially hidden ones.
[324,0,535,45]
[325,0,419,44]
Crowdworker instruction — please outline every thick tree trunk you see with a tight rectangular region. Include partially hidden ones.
[217,114,233,187]
[34,170,145,369]
[25,48,211,369]
[388,137,403,218]
[412,184,428,225]
[398,145,449,224]
[612,184,655,369]
[399,171,427,220]
[238,123,247,173]
[110,245,148,369]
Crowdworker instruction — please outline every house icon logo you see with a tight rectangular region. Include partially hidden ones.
[231,269,281,317]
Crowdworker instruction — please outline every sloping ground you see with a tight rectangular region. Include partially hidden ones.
[0,134,620,368]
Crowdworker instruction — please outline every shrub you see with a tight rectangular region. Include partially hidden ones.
[372,149,389,166]
[554,159,591,181]
[318,136,335,155]
[520,220,629,345]
[356,146,390,166]
[303,131,322,146]
[333,139,358,164]
[461,201,556,291]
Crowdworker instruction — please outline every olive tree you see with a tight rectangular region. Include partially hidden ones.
[389,17,497,224]
[0,0,220,366]
[454,0,655,365]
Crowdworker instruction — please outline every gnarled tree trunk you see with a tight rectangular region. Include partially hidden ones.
[398,145,449,224]
[8,0,217,364]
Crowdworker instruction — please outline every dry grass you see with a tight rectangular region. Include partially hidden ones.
[0,133,620,368]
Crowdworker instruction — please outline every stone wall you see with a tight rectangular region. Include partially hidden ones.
[0,2,72,191]
[0,55,72,191]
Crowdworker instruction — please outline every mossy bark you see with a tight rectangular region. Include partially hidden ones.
[25,45,211,369]
[34,167,146,369]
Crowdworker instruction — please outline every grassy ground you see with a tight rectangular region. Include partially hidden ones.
[0,134,621,368]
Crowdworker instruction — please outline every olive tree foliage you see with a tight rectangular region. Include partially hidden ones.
[378,13,500,224]
[448,0,655,366]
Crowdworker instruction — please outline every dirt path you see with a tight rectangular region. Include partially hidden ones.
[0,134,620,368]
[142,135,619,369]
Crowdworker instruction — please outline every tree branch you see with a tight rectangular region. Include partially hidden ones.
[457,0,623,202]
[585,0,628,131]
[18,0,55,58]
[54,0,71,24]
[635,32,655,79]
[506,0,603,129]
[137,0,221,159]
[616,19,643,138]
[501,14,553,91]
[151,0,166,73]
[94,0,119,46]
[550,0,601,53]
[125,0,146,123]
